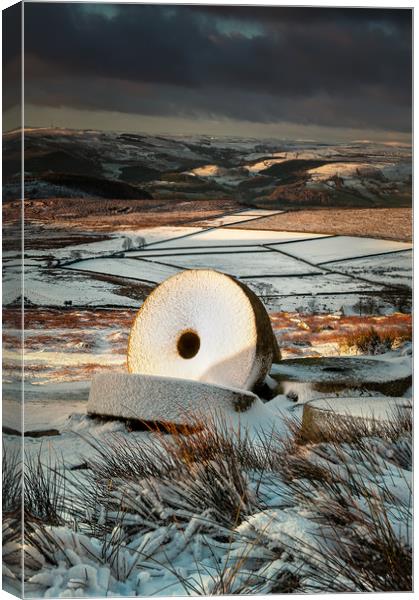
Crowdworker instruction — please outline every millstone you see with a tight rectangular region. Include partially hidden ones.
[301,396,411,443]
[127,269,280,390]
[271,356,411,397]
[87,372,258,426]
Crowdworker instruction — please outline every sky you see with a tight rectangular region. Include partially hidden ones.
[3,2,413,141]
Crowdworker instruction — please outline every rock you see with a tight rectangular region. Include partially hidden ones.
[127,269,280,390]
[87,372,258,426]
[271,356,411,397]
[301,396,411,443]
[2,426,60,438]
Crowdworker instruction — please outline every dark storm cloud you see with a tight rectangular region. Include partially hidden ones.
[22,3,412,132]
[195,5,412,29]
[2,2,22,110]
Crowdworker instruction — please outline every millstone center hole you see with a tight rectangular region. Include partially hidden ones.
[177,330,200,359]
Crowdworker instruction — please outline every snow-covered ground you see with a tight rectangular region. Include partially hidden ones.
[142,227,329,249]
[327,250,412,287]
[272,236,411,265]
[3,228,412,596]
[134,251,319,278]
[70,257,181,285]
[3,207,412,313]
[3,345,412,596]
[3,132,413,596]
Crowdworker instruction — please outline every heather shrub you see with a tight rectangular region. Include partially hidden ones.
[341,326,412,355]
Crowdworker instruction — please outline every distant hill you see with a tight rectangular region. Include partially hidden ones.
[2,128,412,207]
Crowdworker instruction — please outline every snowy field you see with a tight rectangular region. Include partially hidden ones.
[3,345,412,596]
[277,235,411,265]
[3,208,413,427]
[2,207,412,312]
[62,220,411,313]
[2,206,413,596]
[327,250,412,287]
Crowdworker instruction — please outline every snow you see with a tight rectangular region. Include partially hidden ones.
[307,161,388,181]
[130,245,269,257]
[327,250,412,288]
[245,272,384,297]
[14,391,411,597]
[5,342,411,597]
[271,354,412,385]
[189,164,224,177]
[144,250,319,278]
[149,227,329,249]
[245,157,288,173]
[275,235,412,265]
[6,215,410,313]
[3,397,88,433]
[3,264,132,307]
[87,372,260,425]
[238,209,284,216]
[69,257,181,285]
[307,396,411,421]
[380,161,412,181]
[3,131,412,596]
[191,212,282,227]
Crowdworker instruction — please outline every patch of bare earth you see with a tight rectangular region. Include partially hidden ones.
[271,312,412,357]
[229,208,412,242]
[3,309,412,385]
[3,197,242,233]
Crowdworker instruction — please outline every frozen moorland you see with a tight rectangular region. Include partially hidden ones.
[2,208,412,313]
[2,131,412,595]
[3,383,412,596]
[3,130,412,208]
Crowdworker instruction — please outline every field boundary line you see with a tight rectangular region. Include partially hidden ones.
[128,256,189,271]
[60,264,161,285]
[128,249,272,258]
[319,247,412,266]
[239,272,323,279]
[138,210,285,250]
[262,243,325,272]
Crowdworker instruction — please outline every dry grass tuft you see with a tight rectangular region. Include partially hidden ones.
[341,325,412,354]
[5,404,412,594]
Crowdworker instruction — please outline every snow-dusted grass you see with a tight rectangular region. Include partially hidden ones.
[141,250,320,277]
[3,264,132,307]
[245,272,384,297]
[149,227,328,249]
[271,236,412,265]
[69,257,181,285]
[327,250,412,288]
[4,407,411,596]
[131,245,269,257]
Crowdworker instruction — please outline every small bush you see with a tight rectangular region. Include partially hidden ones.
[341,326,412,355]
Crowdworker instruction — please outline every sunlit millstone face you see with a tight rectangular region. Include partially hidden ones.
[127,269,278,390]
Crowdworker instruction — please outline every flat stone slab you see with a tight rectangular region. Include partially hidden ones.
[87,372,258,426]
[301,396,411,442]
[271,356,411,396]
